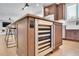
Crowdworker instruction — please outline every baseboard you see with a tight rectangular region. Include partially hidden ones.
[63,38,79,42]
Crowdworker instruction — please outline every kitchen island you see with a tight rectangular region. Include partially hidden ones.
[12,14,62,56]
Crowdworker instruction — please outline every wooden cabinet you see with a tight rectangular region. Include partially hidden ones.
[44,4,58,20]
[44,3,65,20]
[54,22,62,48]
[58,4,65,20]
[17,19,28,56]
[16,17,36,56]
[65,30,79,41]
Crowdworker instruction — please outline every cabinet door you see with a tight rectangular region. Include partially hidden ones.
[17,19,28,56]
[74,31,79,41]
[72,31,76,40]
[66,30,73,39]
[35,19,54,56]
[66,30,70,39]
[44,4,58,20]
[54,22,62,48]
[65,30,79,41]
[58,4,64,20]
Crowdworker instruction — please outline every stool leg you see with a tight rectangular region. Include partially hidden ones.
[6,29,10,48]
[5,28,9,48]
[13,28,18,48]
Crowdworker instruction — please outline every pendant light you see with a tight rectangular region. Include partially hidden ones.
[22,3,29,10]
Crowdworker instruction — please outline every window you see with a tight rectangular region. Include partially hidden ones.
[78,4,79,18]
[66,4,77,19]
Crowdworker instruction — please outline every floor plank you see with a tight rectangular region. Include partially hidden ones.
[0,35,17,56]
[0,35,79,56]
[48,40,79,56]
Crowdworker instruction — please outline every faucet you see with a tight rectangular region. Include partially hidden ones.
[76,20,79,25]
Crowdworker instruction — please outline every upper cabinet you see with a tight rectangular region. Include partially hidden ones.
[44,3,65,20]
[58,4,65,20]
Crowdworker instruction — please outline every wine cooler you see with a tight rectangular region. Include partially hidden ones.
[35,19,54,56]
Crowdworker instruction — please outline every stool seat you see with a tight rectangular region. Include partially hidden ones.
[9,28,16,29]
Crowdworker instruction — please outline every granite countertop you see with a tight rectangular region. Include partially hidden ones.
[12,14,62,24]
[66,29,79,30]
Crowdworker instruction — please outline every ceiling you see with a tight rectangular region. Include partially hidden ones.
[0,3,51,22]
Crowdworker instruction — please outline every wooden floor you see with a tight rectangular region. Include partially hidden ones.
[0,35,79,56]
[49,40,79,56]
[0,35,17,56]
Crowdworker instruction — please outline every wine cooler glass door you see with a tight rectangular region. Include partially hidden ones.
[35,19,54,56]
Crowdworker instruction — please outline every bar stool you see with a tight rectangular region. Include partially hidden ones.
[5,25,17,48]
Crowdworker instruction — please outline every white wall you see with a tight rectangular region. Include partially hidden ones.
[0,3,44,35]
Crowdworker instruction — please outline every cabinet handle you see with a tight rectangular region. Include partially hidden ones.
[30,20,35,28]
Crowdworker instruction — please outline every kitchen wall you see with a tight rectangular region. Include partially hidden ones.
[0,3,44,34]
